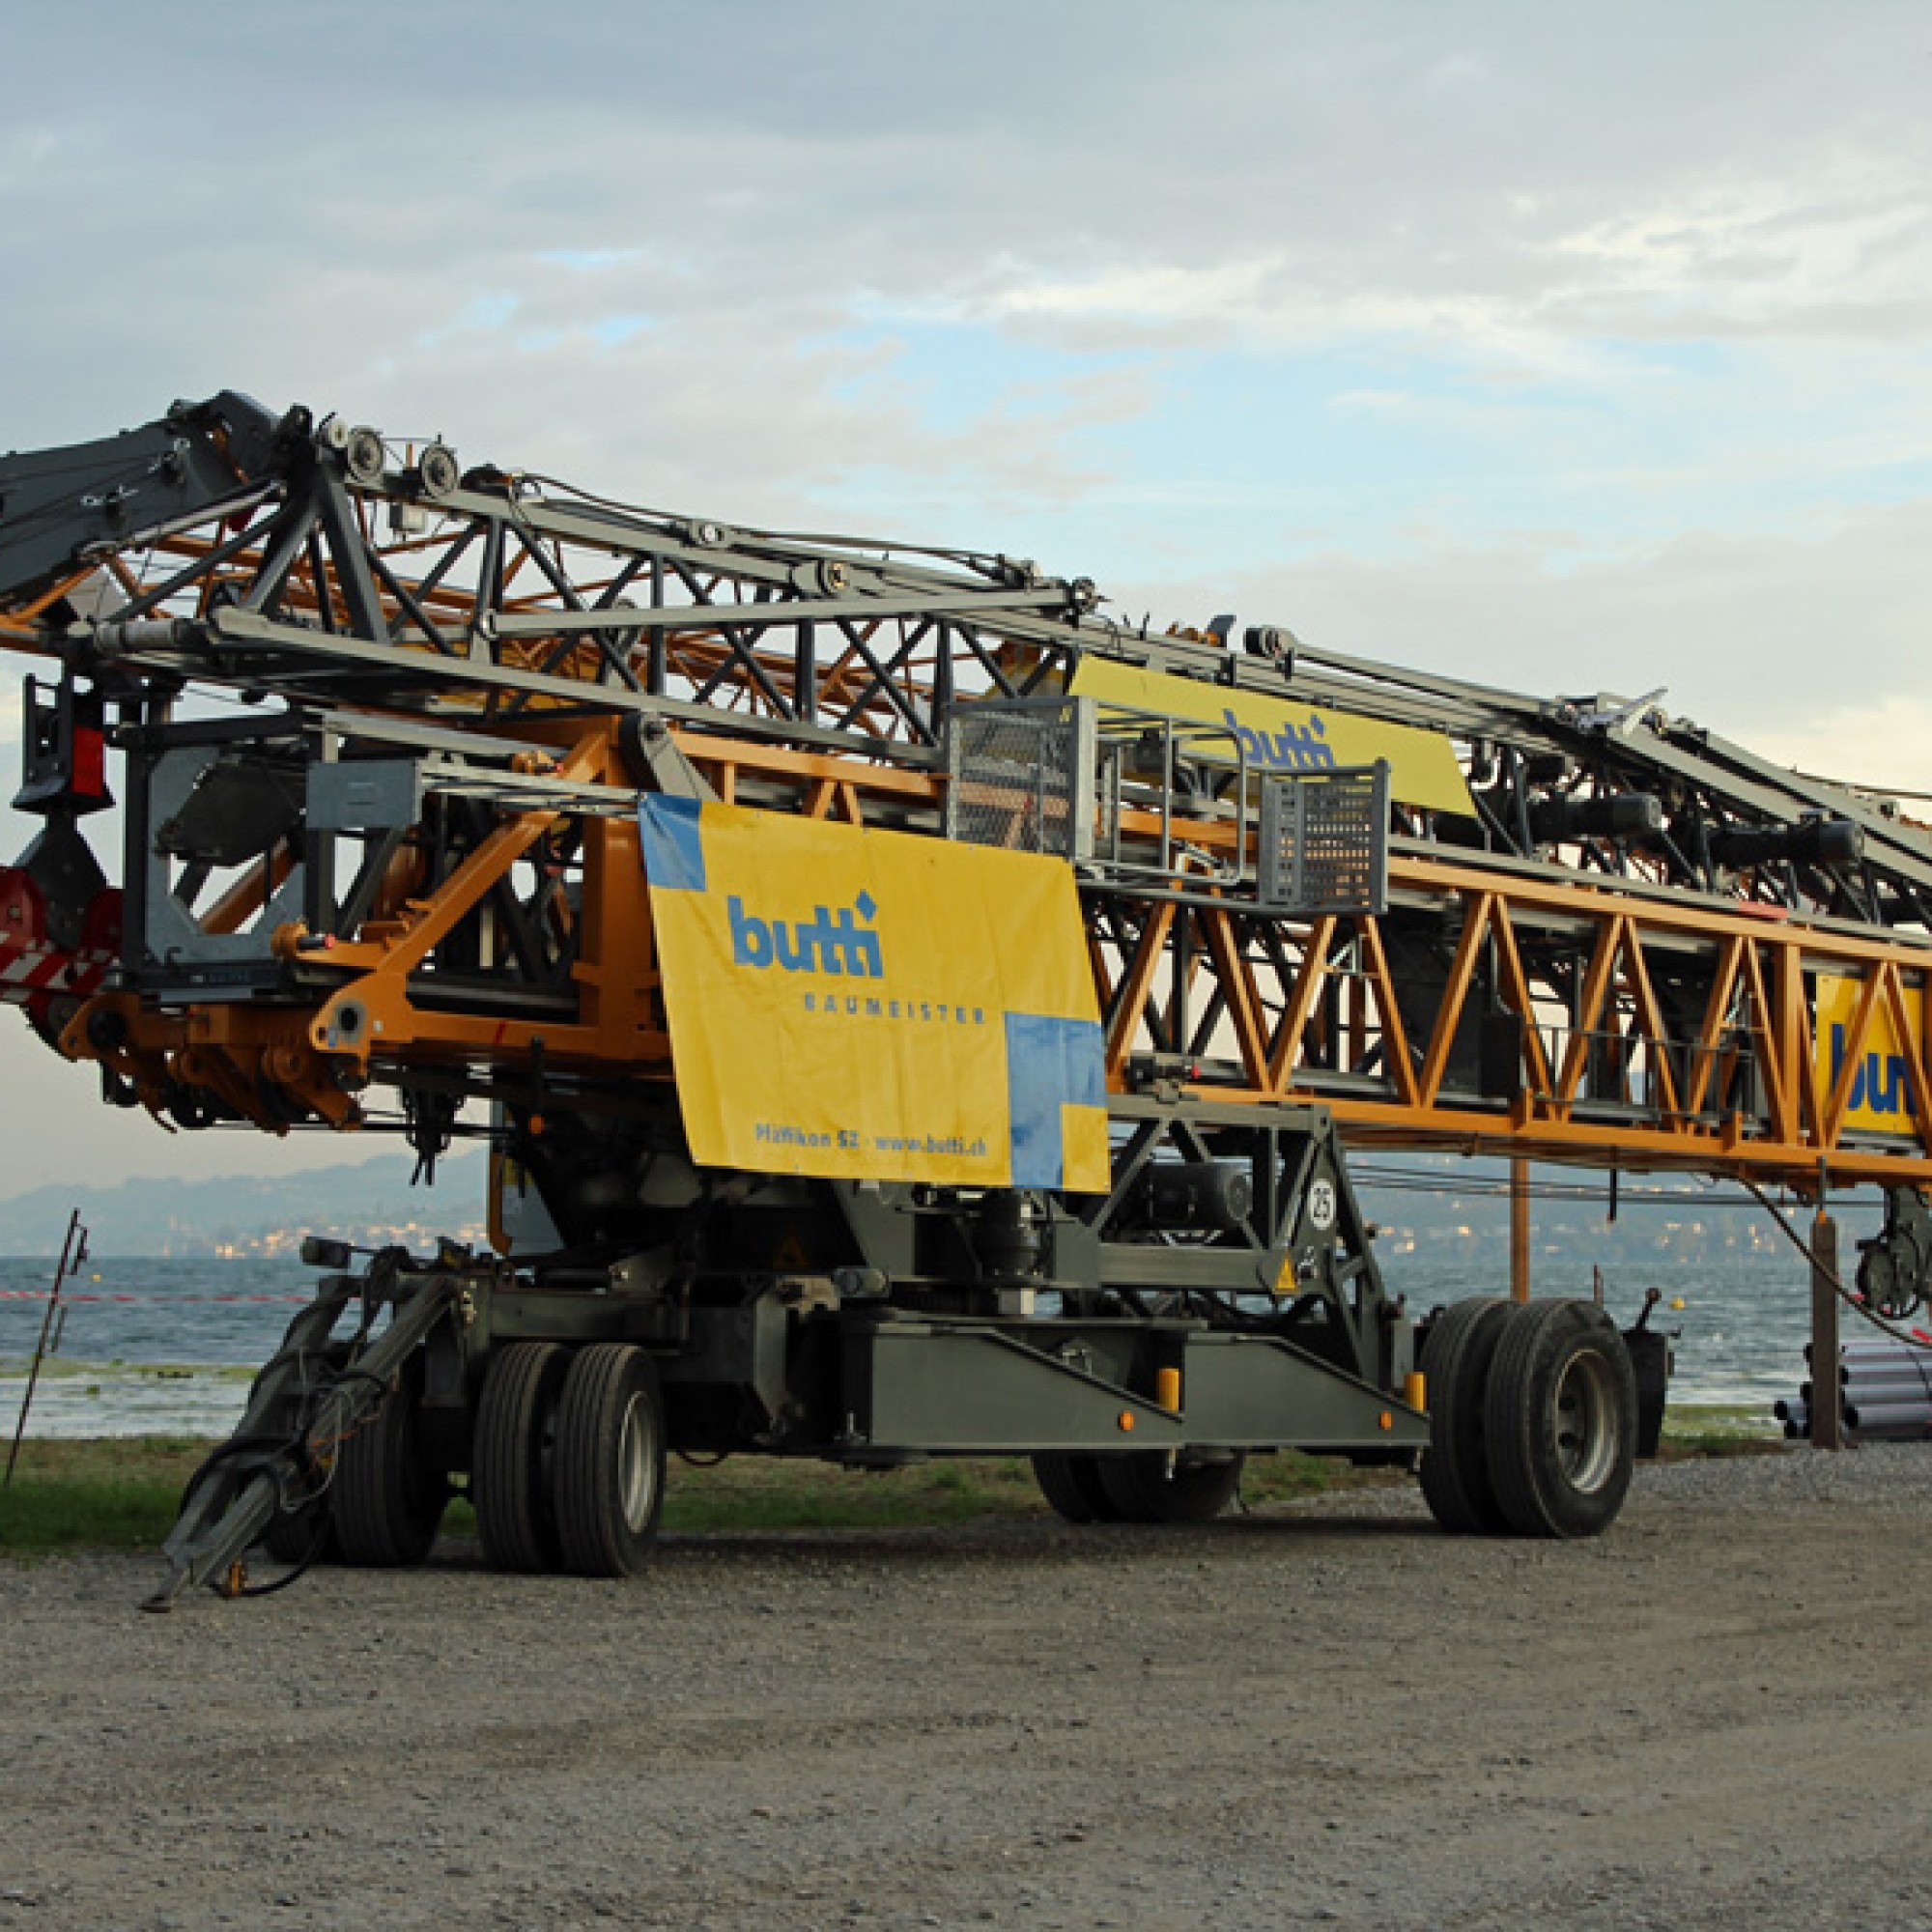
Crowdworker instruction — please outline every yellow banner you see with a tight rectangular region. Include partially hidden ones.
[638,798,1110,1190]
[1068,657,1473,816]
[1814,974,1925,1133]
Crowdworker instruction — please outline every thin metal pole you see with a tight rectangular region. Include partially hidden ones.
[1510,1157,1531,1302]
[1809,1208,1842,1451]
[5,1210,87,1485]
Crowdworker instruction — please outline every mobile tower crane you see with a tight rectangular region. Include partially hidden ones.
[3,392,1927,1605]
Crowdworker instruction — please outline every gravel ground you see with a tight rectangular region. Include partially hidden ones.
[4,1447,1931,1931]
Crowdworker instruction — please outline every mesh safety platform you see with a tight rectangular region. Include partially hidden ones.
[945,700,1094,862]
[1258,762,1389,914]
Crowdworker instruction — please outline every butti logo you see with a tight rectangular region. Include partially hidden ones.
[728,891,884,978]
[1829,1022,1914,1120]
[1222,706,1337,772]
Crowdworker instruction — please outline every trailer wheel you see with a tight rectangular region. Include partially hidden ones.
[553,1344,666,1577]
[473,1342,569,1573]
[260,1344,351,1565]
[1032,1452,1123,1523]
[261,1492,337,1567]
[1417,1297,1514,1535]
[1097,1452,1245,1524]
[1483,1299,1636,1539]
[332,1353,449,1567]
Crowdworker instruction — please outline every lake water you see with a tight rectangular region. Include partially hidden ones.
[0,1257,309,1440]
[0,1243,1857,1440]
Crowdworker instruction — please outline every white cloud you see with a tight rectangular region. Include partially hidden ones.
[1752,696,1932,802]
[5,0,1932,1189]
[1106,496,1932,772]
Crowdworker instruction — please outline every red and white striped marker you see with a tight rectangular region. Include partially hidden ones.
[0,867,121,1024]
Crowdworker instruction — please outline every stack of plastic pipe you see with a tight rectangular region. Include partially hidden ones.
[1776,1338,1932,1440]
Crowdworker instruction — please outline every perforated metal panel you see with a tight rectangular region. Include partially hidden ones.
[1259,762,1389,914]
[945,700,1094,862]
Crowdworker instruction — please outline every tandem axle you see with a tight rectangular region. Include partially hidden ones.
[150,1102,1645,1606]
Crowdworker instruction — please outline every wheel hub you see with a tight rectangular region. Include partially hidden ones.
[1550,1346,1621,1494]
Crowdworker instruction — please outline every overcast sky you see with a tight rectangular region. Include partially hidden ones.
[2,0,1929,1199]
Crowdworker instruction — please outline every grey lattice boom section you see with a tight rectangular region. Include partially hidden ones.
[1259,763,1389,913]
[945,701,1092,861]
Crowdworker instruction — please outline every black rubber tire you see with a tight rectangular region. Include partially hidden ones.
[1032,1452,1124,1523]
[258,1342,351,1565]
[1096,1452,1245,1524]
[1417,1297,1516,1534]
[1483,1299,1637,1539]
[332,1353,450,1567]
[473,1342,569,1574]
[261,1492,337,1567]
[553,1344,667,1577]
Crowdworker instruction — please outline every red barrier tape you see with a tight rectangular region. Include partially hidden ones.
[0,1290,310,1303]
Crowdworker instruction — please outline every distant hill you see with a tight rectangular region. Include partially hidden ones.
[0,1142,1855,1269]
[0,1150,487,1257]
[1349,1153,1829,1282]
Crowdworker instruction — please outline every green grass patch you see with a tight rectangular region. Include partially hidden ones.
[662,1455,1049,1533]
[0,1409,1773,1556]
[0,1438,1397,1553]
[1657,1402,1785,1461]
[0,1359,256,1383]
[0,1436,209,1552]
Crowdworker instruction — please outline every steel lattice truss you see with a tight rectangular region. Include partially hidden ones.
[5,391,1932,1191]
